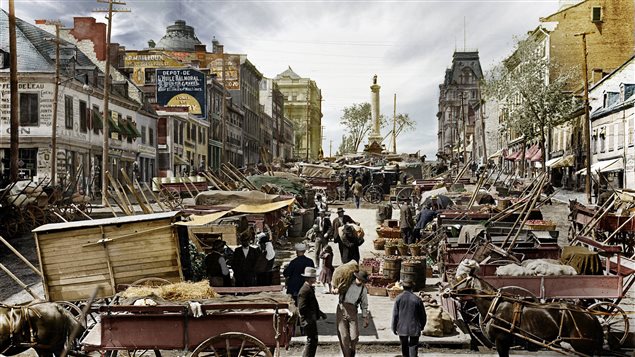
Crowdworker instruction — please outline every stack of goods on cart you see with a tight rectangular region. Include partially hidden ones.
[9,180,48,207]
[495,259,577,276]
[420,293,456,337]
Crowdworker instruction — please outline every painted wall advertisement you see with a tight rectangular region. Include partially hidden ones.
[207,54,241,90]
[156,68,206,118]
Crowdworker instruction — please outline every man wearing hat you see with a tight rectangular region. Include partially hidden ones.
[256,232,276,286]
[297,267,327,357]
[232,234,260,287]
[283,243,315,303]
[336,270,370,357]
[392,279,426,357]
[331,207,357,263]
[204,240,230,287]
[400,198,415,245]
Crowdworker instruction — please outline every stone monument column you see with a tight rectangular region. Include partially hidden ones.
[368,74,382,145]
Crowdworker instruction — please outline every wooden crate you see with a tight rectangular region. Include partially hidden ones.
[33,212,183,302]
[368,286,387,296]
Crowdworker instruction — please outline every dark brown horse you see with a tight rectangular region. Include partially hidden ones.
[0,302,84,357]
[447,276,604,357]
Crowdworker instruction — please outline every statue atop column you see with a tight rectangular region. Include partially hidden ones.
[366,74,383,154]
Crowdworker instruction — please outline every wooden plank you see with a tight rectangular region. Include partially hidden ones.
[34,232,52,301]
[42,244,175,264]
[49,283,115,302]
[47,273,111,287]
[36,218,173,243]
[40,236,172,257]
[145,181,167,211]
[112,260,177,274]
[120,168,152,214]
[114,266,180,280]
[134,177,155,214]
[106,171,133,215]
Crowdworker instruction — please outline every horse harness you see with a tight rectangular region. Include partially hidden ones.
[0,303,49,353]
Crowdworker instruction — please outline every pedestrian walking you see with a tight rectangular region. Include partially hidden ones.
[297,267,327,357]
[400,198,415,244]
[350,179,363,208]
[283,243,315,303]
[331,207,357,263]
[336,270,370,357]
[319,245,334,293]
[314,210,332,263]
[392,279,426,357]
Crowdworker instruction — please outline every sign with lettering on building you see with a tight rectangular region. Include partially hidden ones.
[156,69,207,118]
[207,54,241,90]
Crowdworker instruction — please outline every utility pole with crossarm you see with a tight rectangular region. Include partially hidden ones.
[93,0,129,206]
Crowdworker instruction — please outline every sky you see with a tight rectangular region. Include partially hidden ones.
[2,0,563,157]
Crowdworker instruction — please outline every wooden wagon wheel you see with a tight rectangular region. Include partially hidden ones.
[498,286,538,302]
[364,186,382,204]
[159,187,182,209]
[56,301,87,328]
[76,201,93,216]
[190,332,273,357]
[587,301,629,348]
[130,277,172,287]
[25,204,46,229]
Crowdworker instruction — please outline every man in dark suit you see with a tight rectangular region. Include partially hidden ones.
[283,244,315,303]
[297,267,327,357]
[331,207,357,263]
[392,279,426,357]
[231,234,260,287]
[314,210,332,262]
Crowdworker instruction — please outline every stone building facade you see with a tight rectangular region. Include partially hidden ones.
[436,51,483,164]
[274,67,323,160]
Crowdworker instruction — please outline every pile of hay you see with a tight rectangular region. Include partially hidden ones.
[121,281,219,301]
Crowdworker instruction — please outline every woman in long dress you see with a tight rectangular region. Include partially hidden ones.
[319,245,334,293]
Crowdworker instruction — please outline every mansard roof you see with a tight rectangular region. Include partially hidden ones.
[0,10,96,73]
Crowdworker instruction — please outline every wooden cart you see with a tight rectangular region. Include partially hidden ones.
[32,211,184,301]
[81,300,293,357]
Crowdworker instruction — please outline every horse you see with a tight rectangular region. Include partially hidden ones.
[446,275,604,357]
[0,301,84,357]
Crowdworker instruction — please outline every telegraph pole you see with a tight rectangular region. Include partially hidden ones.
[575,31,593,204]
[94,0,129,206]
[461,92,467,164]
[305,82,310,161]
[392,93,397,154]
[46,21,62,186]
[8,0,18,182]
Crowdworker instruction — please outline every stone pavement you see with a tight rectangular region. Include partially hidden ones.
[289,207,471,348]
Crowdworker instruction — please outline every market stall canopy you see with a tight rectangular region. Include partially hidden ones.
[194,190,284,207]
[176,198,296,226]
[545,157,563,168]
[488,149,504,160]
[551,155,575,169]
[529,147,543,162]
[299,164,334,179]
[576,158,623,175]
[248,174,306,195]
[175,210,231,226]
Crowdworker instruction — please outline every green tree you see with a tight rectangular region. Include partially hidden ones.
[384,113,416,149]
[483,36,579,172]
[340,103,374,153]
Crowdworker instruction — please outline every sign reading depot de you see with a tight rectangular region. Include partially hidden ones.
[156,68,206,118]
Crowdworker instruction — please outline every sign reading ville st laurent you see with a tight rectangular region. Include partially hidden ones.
[156,69,207,118]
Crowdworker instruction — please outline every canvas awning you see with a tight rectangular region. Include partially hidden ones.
[174,211,231,226]
[545,156,563,168]
[576,158,623,175]
[529,148,543,162]
[488,149,504,160]
[551,155,575,169]
[174,156,189,165]
[231,198,296,214]
[505,150,520,161]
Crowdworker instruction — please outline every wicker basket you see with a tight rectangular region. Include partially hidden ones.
[388,288,402,300]
[384,245,397,256]
[409,245,422,256]
[398,245,410,256]
[373,239,386,250]
[368,286,387,296]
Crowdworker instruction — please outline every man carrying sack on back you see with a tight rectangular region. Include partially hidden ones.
[336,270,370,357]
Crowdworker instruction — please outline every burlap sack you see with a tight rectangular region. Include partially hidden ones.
[332,260,358,294]
[422,304,444,337]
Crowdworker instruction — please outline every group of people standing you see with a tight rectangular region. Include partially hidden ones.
[204,230,276,287]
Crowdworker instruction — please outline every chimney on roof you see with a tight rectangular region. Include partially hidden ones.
[148,39,156,48]
[69,17,107,61]
[212,37,223,54]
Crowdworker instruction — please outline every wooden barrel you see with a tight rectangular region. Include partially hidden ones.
[497,199,511,211]
[400,259,426,291]
[382,257,402,281]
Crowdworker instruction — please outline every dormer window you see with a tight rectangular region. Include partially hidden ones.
[592,6,602,23]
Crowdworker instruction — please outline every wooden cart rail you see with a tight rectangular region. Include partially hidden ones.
[83,303,292,353]
[484,275,623,299]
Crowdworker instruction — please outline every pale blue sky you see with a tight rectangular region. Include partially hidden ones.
[3,0,561,157]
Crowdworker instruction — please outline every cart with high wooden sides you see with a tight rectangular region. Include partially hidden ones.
[81,296,294,357]
[32,211,186,302]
